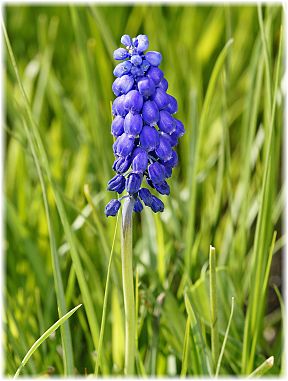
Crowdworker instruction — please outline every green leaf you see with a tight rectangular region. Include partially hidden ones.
[14,304,82,378]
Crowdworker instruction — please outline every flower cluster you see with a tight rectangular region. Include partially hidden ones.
[105,34,185,217]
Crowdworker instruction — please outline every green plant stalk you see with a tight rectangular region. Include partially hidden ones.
[209,245,219,373]
[121,198,136,375]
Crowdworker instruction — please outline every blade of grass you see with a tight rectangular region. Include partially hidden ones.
[247,356,274,378]
[184,293,211,375]
[94,201,119,376]
[135,267,147,377]
[84,185,110,257]
[220,35,263,266]
[3,16,75,374]
[185,38,234,274]
[154,213,165,286]
[32,16,59,124]
[136,351,147,377]
[7,64,75,378]
[14,304,82,378]
[257,5,272,127]
[5,312,37,375]
[211,72,226,229]
[209,245,219,372]
[215,297,234,377]
[251,231,277,360]
[241,22,283,373]
[273,286,284,375]
[21,101,76,378]
[89,6,116,54]
[70,6,108,184]
[121,198,136,375]
[135,266,139,359]
[180,316,191,377]
[3,19,103,370]
[83,185,122,293]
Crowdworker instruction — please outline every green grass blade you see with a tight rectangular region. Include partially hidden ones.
[209,246,219,372]
[2,20,75,376]
[2,18,102,369]
[185,38,234,274]
[135,268,147,377]
[154,213,166,286]
[25,119,75,375]
[69,6,108,183]
[89,6,116,54]
[273,286,285,375]
[14,304,82,378]
[180,316,191,377]
[184,293,211,375]
[32,16,59,124]
[257,5,272,121]
[241,22,283,373]
[215,297,234,376]
[94,200,119,376]
[248,356,274,378]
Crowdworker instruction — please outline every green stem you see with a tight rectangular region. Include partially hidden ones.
[121,198,135,375]
[209,245,219,373]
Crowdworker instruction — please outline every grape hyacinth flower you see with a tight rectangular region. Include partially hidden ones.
[102,35,185,376]
[105,34,185,217]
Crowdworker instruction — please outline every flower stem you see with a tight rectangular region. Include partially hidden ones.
[121,197,135,375]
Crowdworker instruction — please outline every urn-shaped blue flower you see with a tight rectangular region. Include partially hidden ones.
[105,34,185,217]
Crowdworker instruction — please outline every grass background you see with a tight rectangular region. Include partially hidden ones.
[3,4,284,377]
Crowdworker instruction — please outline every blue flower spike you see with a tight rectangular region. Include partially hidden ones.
[105,34,185,217]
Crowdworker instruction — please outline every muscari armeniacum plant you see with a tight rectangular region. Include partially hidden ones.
[104,34,185,375]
